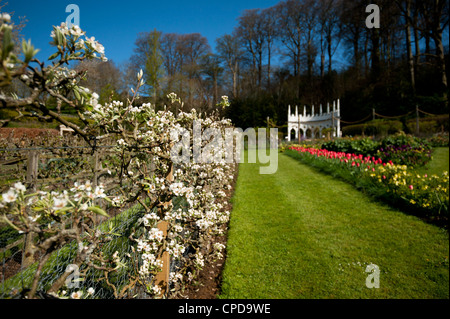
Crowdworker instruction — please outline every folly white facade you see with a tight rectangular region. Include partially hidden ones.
[287,100,341,141]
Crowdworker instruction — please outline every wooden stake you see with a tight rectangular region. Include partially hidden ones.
[155,220,170,297]
[22,151,39,268]
[154,164,173,297]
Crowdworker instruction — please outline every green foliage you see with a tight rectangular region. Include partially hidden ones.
[225,94,278,129]
[144,29,164,99]
[427,133,449,147]
[377,133,433,167]
[342,120,403,137]
[322,133,433,167]
[406,115,449,135]
[99,84,122,105]
[322,137,379,157]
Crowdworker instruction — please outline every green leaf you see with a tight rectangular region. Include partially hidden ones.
[1,216,21,232]
[22,39,38,63]
[48,52,60,60]
[73,88,81,100]
[1,26,13,61]
[55,206,73,214]
[87,206,109,217]
[55,27,64,46]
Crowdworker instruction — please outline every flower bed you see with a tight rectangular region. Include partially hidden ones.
[286,146,449,224]
[321,133,433,167]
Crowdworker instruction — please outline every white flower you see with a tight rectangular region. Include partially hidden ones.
[95,42,105,54]
[93,186,106,198]
[70,291,83,299]
[1,13,11,22]
[86,192,95,200]
[13,182,26,193]
[75,38,85,50]
[2,189,17,203]
[111,196,122,206]
[148,228,164,242]
[69,25,84,38]
[84,180,92,191]
[28,214,41,222]
[87,287,95,295]
[73,192,82,202]
[52,197,68,210]
[151,284,162,296]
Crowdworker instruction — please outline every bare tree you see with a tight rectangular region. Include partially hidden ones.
[261,6,279,90]
[75,60,123,98]
[236,9,266,91]
[339,0,367,79]
[317,0,342,77]
[275,0,304,78]
[399,0,449,104]
[160,33,181,94]
[176,33,211,107]
[215,33,243,98]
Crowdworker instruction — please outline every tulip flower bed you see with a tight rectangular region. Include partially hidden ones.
[321,133,433,168]
[286,146,449,225]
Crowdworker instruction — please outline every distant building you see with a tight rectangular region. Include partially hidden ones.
[287,100,341,141]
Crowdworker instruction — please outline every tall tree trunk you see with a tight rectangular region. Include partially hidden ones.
[267,45,271,90]
[406,0,416,93]
[327,34,333,74]
[370,29,381,82]
[232,61,238,98]
[432,31,448,105]
[320,31,325,78]
[363,32,369,79]
[413,8,420,68]
[424,33,431,63]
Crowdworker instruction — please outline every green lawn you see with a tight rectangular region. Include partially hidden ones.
[416,147,449,176]
[219,152,449,299]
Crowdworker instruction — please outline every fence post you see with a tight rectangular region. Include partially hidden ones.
[26,150,39,191]
[22,151,39,268]
[155,164,173,297]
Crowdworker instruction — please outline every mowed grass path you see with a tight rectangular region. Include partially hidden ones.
[219,153,449,299]
[417,147,449,176]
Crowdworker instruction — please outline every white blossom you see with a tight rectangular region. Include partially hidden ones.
[52,197,68,210]
[2,189,17,203]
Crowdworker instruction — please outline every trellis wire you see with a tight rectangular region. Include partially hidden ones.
[0,145,149,298]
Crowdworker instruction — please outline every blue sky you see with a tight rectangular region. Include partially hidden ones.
[5,0,281,66]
